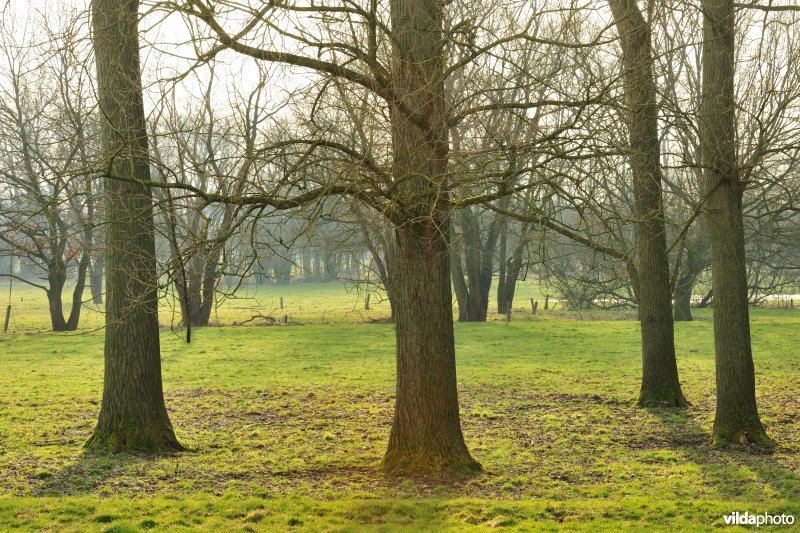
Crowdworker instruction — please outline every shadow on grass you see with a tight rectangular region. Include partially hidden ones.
[31,449,184,497]
[648,406,800,503]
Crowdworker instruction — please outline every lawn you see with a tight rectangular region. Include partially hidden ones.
[0,283,798,531]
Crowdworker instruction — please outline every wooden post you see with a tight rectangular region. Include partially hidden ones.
[544,294,549,310]
[531,299,538,315]
[280,297,284,309]
[365,293,371,310]
[3,305,10,333]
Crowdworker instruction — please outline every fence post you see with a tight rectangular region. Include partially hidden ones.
[280,297,284,309]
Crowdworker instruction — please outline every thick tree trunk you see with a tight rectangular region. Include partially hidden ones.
[175,261,213,328]
[385,222,479,473]
[87,0,182,453]
[381,0,479,474]
[700,0,773,447]
[674,231,709,321]
[608,0,686,407]
[47,292,67,331]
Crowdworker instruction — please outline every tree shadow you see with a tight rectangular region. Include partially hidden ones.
[646,406,800,503]
[31,449,184,497]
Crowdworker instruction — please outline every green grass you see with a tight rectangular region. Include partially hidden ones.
[0,279,555,332]
[0,283,799,530]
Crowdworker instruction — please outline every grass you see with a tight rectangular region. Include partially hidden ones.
[0,279,554,332]
[0,282,799,530]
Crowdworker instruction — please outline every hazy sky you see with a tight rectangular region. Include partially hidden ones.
[2,0,295,119]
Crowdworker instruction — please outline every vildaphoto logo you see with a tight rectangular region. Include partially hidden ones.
[723,511,795,527]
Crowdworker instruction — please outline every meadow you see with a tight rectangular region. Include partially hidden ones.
[0,282,799,531]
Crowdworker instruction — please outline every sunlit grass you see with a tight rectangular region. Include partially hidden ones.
[0,279,553,332]
[0,283,798,530]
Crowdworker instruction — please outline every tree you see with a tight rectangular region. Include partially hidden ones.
[86,0,183,452]
[699,0,773,447]
[0,13,98,331]
[154,0,612,473]
[149,66,271,328]
[377,0,480,473]
[607,0,686,406]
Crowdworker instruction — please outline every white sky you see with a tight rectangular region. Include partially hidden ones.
[2,0,296,120]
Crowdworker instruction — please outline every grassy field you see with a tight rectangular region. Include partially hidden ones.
[0,283,799,531]
[0,279,553,333]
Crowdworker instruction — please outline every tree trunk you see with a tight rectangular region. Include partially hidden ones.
[65,251,91,330]
[450,235,470,322]
[451,207,502,322]
[608,0,686,407]
[302,253,312,280]
[46,265,68,332]
[674,230,710,322]
[500,228,527,312]
[381,0,479,474]
[672,264,695,322]
[313,254,321,280]
[385,221,479,474]
[87,0,182,453]
[699,0,773,447]
[90,254,104,305]
[497,228,508,314]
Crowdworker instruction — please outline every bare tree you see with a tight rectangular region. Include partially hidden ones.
[86,0,183,452]
[699,0,773,447]
[0,13,99,331]
[608,0,686,406]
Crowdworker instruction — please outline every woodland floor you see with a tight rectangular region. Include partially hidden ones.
[0,283,799,531]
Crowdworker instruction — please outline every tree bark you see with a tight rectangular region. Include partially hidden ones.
[498,226,528,312]
[65,251,91,330]
[452,208,502,321]
[87,0,183,453]
[673,240,705,321]
[608,0,687,407]
[496,226,508,313]
[699,0,773,447]
[381,0,479,474]
[673,265,695,322]
[46,259,68,332]
[90,254,104,305]
[450,233,470,322]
